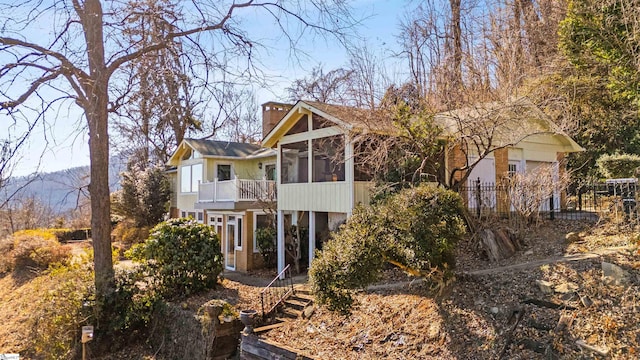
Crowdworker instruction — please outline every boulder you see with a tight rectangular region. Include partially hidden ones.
[565,232,582,243]
[602,262,629,285]
[535,280,554,294]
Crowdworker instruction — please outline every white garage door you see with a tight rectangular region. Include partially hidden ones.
[525,161,560,211]
[467,157,496,209]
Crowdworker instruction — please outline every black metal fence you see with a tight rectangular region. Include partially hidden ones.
[458,178,639,226]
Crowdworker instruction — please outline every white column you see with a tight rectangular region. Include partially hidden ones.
[277,210,285,278]
[345,135,355,217]
[308,211,316,267]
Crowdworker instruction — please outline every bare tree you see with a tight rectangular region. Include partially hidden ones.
[287,66,355,103]
[0,0,357,313]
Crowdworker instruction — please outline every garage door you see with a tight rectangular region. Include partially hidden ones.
[467,157,496,209]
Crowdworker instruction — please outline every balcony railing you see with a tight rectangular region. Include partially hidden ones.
[197,178,276,203]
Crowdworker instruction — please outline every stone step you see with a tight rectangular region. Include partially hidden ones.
[294,286,312,295]
[284,298,309,311]
[291,292,314,302]
[278,307,301,319]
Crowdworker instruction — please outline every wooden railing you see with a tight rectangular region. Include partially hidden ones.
[198,179,276,203]
[260,264,295,318]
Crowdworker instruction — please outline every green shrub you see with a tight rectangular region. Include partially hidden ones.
[310,184,466,313]
[596,153,640,178]
[309,206,386,313]
[105,268,164,338]
[255,227,277,268]
[127,218,223,298]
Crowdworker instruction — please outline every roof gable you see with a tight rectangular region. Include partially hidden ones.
[167,139,274,166]
[262,100,391,147]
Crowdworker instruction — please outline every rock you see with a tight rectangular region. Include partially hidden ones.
[303,305,316,319]
[565,232,581,243]
[602,262,629,285]
[554,282,579,294]
[490,307,500,314]
[580,295,593,308]
[536,280,554,294]
[524,250,534,256]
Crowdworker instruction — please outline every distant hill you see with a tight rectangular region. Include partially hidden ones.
[1,155,126,213]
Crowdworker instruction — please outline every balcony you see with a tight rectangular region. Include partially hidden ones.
[197,179,277,203]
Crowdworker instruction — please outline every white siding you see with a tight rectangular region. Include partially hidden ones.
[278,182,351,212]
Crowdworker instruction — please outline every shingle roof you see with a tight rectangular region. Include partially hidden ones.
[300,100,394,133]
[183,139,272,158]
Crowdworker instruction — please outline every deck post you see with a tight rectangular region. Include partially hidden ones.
[277,210,285,279]
[308,211,316,267]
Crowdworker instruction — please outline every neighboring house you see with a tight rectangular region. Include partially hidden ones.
[166,138,277,272]
[437,98,585,211]
[261,99,584,275]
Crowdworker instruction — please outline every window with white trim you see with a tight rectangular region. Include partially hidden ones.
[253,213,276,253]
[180,163,203,193]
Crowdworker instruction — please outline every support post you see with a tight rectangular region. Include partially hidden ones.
[308,211,316,268]
[277,210,285,279]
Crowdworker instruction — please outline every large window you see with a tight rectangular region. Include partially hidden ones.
[281,141,309,184]
[312,136,345,182]
[181,163,203,192]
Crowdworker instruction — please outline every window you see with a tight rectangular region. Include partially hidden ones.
[209,215,223,238]
[197,212,204,222]
[508,163,518,178]
[180,163,203,192]
[281,141,308,183]
[217,164,232,181]
[181,211,186,218]
[237,217,243,249]
[265,164,276,181]
[312,114,332,130]
[253,213,276,253]
[312,136,345,182]
[285,114,308,135]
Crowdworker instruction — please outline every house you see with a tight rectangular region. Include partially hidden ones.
[166,137,277,272]
[260,98,584,275]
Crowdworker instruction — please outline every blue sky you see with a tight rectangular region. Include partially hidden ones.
[3,0,409,177]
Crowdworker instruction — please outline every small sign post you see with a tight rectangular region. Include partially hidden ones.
[81,326,93,360]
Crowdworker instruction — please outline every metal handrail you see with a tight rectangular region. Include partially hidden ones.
[260,264,295,318]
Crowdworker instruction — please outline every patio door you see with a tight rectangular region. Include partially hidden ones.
[225,216,236,270]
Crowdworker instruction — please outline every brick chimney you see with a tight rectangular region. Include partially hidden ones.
[262,101,292,139]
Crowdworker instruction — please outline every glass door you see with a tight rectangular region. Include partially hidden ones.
[225,216,236,270]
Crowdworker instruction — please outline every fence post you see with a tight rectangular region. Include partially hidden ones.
[549,194,555,220]
[475,178,481,218]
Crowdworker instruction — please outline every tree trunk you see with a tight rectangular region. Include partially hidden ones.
[81,0,115,312]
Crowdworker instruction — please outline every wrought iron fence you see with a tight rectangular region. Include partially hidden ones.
[458,178,639,226]
[260,264,295,319]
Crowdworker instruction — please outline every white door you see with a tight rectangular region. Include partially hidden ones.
[467,157,496,210]
[225,216,236,270]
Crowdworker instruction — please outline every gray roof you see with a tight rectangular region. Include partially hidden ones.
[184,138,270,158]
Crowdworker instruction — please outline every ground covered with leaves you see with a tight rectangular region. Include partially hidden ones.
[2,221,638,359]
[262,220,640,359]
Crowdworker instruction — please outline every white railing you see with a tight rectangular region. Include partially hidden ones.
[198,179,277,203]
